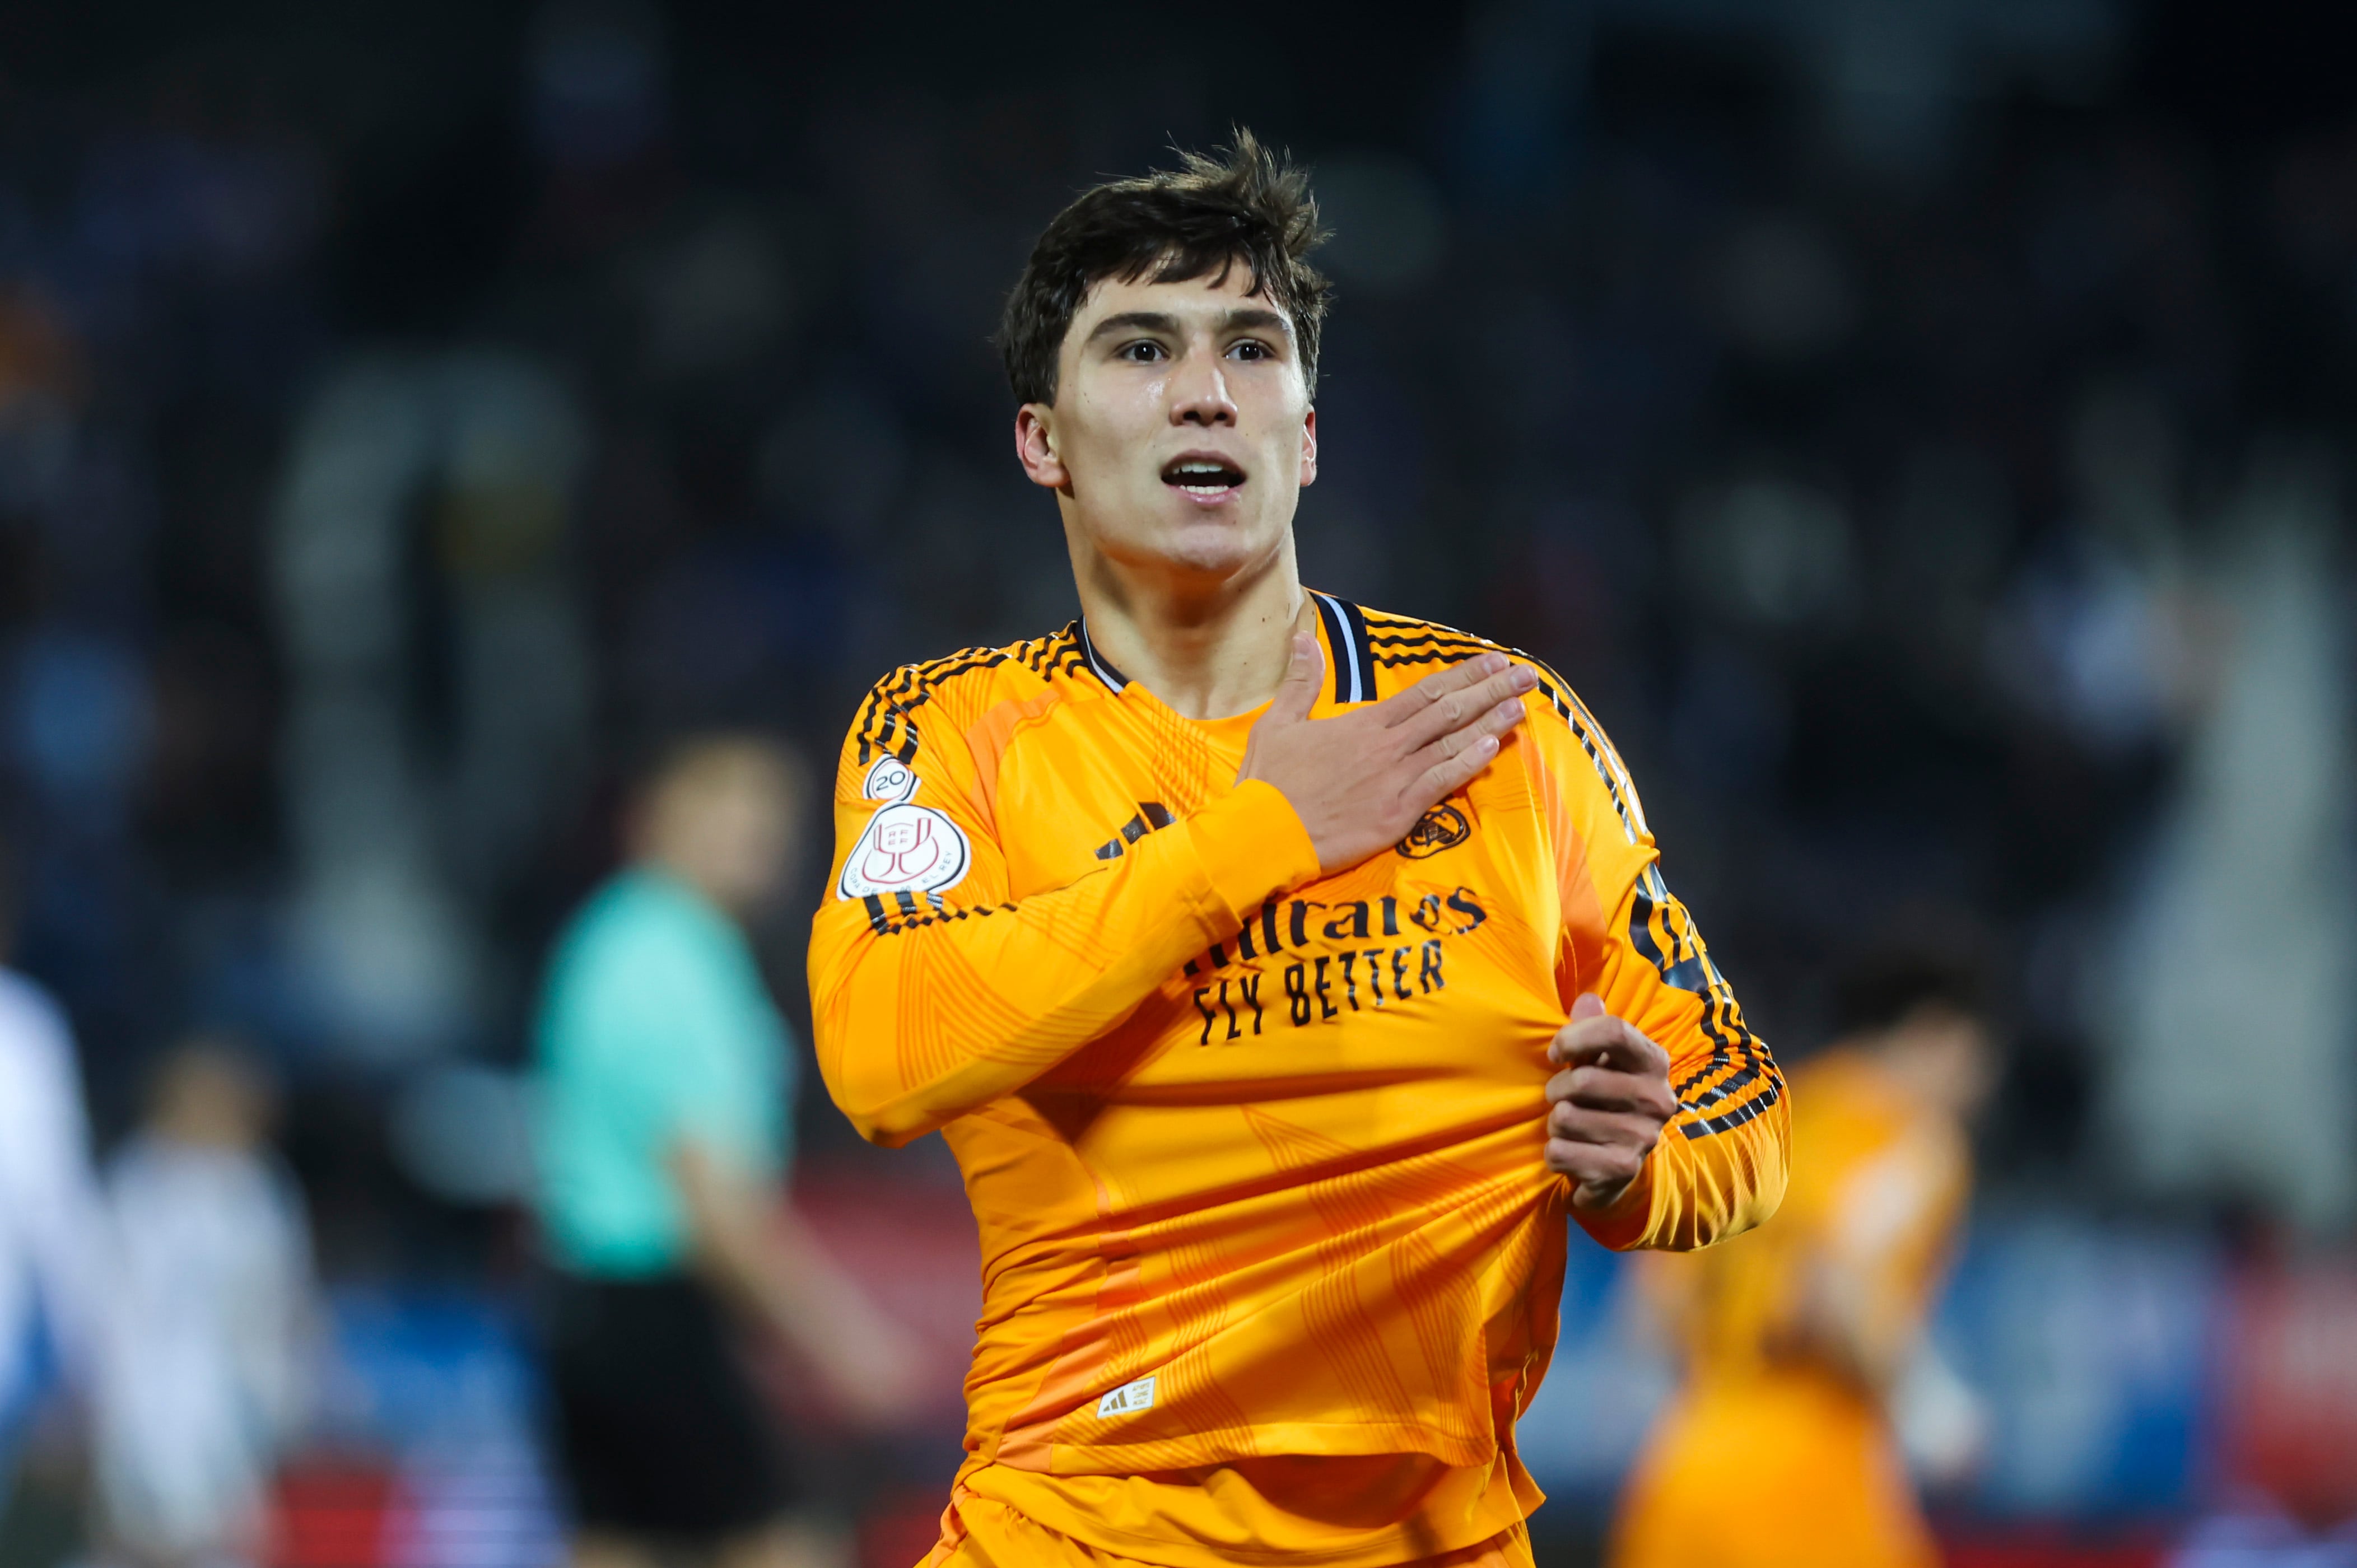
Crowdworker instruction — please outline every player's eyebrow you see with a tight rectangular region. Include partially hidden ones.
[1219,307,1292,340]
[1083,307,1294,347]
[1084,311,1182,346]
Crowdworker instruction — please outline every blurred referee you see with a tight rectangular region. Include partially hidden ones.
[533,737,915,1568]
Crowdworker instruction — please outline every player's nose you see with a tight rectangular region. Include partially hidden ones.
[1167,349,1236,427]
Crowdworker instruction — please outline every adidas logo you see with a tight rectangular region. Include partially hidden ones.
[1095,1375,1157,1418]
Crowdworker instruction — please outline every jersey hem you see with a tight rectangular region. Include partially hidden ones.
[954,1463,1535,1568]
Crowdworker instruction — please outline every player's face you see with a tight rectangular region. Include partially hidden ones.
[642,757,799,917]
[1895,1006,1999,1120]
[1016,264,1317,584]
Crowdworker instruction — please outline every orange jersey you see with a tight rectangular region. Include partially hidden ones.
[1610,1050,1970,1568]
[808,595,1790,1567]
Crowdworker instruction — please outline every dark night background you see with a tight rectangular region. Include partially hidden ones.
[4,1,2357,1562]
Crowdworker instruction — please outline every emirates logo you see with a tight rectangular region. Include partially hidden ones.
[1396,802,1471,859]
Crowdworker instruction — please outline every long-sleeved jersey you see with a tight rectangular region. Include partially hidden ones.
[809,594,1788,1567]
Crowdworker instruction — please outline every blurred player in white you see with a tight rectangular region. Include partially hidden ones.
[0,833,106,1516]
[90,1037,319,1568]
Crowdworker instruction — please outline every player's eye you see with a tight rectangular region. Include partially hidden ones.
[1118,340,1167,362]
[1228,340,1272,361]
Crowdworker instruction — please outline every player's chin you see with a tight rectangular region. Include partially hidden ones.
[1141,514,1280,575]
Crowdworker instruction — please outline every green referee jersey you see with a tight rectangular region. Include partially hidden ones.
[533,869,793,1277]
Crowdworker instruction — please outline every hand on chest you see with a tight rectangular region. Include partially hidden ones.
[1002,742,1565,1089]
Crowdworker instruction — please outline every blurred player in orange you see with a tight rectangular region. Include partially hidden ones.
[1609,940,1997,1568]
[808,132,1790,1568]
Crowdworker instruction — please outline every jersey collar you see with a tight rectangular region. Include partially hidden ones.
[1076,590,1380,706]
[1077,619,1130,693]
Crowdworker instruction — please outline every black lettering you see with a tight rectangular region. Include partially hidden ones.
[1120,813,1149,844]
[1419,939,1446,992]
[1192,988,1217,1046]
[1184,957,1200,977]
[1285,963,1312,1026]
[1322,902,1372,941]
[1364,950,1387,1005]
[1290,900,1327,949]
[1239,973,1264,1034]
[1142,801,1175,829]
[1340,951,1360,1009]
[1236,918,1257,962]
[1209,942,1229,969]
[1412,893,1444,932]
[1380,895,1400,936]
[1392,946,1414,1000]
[1314,956,1338,1019]
[1447,887,1488,934]
[1261,902,1282,955]
[1219,979,1242,1041]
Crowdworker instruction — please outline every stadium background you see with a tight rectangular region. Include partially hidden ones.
[3,0,2356,1561]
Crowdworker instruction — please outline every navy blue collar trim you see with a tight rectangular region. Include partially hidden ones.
[1077,620,1129,693]
[1311,591,1380,704]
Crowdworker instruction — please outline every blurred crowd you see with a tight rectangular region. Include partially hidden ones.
[3,0,2357,1563]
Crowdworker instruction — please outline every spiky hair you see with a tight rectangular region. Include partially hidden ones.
[995,128,1333,407]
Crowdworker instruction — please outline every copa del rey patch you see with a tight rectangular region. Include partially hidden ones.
[837,802,971,900]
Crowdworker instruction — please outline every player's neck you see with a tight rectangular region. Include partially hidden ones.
[1071,547,1312,721]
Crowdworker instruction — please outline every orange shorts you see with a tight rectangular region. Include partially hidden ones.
[1609,1379,1937,1568]
[920,1490,1536,1568]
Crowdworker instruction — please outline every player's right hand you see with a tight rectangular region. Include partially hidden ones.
[1237,632,1535,874]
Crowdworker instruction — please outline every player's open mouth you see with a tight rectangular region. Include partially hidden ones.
[1162,455,1247,499]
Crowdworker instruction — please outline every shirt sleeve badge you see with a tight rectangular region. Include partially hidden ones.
[838,803,971,900]
[860,755,919,803]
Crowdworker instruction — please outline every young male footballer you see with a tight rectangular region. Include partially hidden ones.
[809,132,1788,1568]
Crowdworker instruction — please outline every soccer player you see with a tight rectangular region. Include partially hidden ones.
[808,133,1789,1568]
[0,831,106,1520]
[1608,942,1995,1568]
[91,1038,316,1568]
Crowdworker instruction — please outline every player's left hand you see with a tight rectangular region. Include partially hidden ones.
[1544,993,1680,1211]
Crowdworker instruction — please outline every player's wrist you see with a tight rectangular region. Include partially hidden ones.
[1191,780,1324,917]
[1567,1147,1659,1248]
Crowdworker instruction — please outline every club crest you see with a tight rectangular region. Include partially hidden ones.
[1396,801,1471,859]
[839,803,970,898]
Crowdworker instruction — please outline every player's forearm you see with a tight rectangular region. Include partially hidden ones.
[1773,1256,1908,1397]
[673,1141,788,1322]
[812,781,1320,1144]
[678,1149,850,1348]
[674,1144,921,1422]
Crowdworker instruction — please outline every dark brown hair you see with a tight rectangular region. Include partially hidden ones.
[1832,938,1991,1038]
[996,128,1333,408]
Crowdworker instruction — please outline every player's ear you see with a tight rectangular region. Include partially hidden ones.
[1015,404,1068,491]
[1298,406,1318,488]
